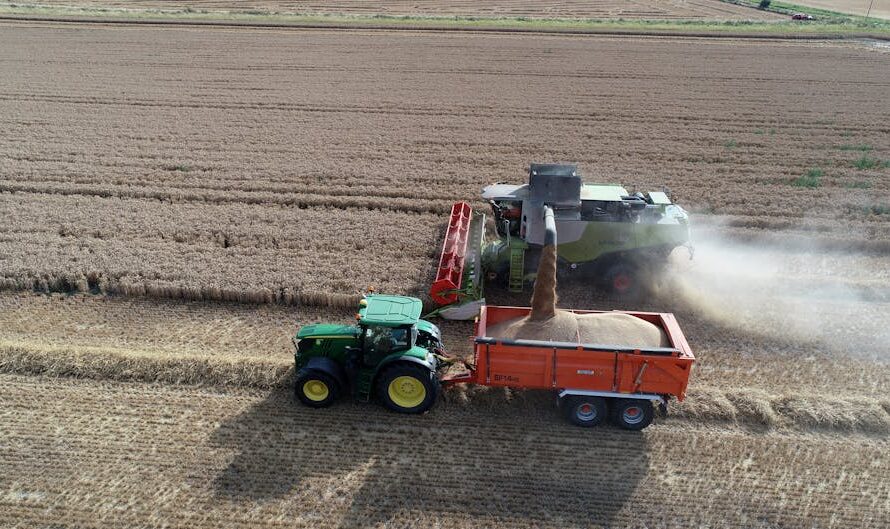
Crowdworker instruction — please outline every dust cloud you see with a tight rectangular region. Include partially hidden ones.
[657,230,890,358]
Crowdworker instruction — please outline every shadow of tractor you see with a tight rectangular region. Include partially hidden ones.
[211,388,650,527]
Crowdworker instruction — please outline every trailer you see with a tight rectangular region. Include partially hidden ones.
[442,305,695,430]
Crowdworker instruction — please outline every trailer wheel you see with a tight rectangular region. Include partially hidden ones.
[294,370,340,408]
[377,363,438,414]
[612,399,654,430]
[564,396,608,427]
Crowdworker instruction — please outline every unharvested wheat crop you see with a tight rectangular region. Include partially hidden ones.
[2,23,890,306]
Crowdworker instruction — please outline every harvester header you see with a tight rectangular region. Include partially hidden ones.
[429,201,484,306]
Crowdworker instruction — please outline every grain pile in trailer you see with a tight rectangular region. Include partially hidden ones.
[489,210,668,348]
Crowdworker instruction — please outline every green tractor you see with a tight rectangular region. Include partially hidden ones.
[293,293,445,414]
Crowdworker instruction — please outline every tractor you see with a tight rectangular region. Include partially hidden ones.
[430,163,691,314]
[293,293,445,414]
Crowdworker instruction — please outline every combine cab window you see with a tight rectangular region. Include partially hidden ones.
[581,200,629,222]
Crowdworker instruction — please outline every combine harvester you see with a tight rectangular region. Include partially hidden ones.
[430,163,691,317]
[292,164,694,430]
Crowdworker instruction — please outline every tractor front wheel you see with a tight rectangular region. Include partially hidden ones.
[377,363,438,414]
[294,370,340,408]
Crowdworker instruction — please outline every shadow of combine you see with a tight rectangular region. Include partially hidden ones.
[211,388,649,527]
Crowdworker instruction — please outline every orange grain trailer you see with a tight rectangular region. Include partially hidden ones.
[444,305,695,430]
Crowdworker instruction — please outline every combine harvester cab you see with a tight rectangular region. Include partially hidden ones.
[443,305,695,430]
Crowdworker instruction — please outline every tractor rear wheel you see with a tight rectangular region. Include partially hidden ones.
[563,396,608,427]
[611,399,654,430]
[294,370,340,408]
[377,363,438,414]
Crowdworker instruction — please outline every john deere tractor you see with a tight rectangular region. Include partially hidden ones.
[293,294,444,414]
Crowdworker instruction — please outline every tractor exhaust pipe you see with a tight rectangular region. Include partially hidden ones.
[530,205,558,321]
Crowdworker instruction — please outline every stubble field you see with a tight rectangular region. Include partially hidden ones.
[1,20,889,528]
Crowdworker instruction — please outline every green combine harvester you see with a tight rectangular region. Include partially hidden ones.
[293,294,445,414]
[429,163,691,317]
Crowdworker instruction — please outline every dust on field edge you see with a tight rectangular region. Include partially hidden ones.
[3,340,888,435]
[0,5,888,38]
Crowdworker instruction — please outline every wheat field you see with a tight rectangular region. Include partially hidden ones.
[1,18,889,529]
[1,24,888,307]
[21,0,785,20]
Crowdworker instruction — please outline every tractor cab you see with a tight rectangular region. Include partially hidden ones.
[355,294,427,366]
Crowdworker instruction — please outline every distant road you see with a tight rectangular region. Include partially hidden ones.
[791,0,890,20]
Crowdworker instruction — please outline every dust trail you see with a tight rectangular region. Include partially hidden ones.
[658,229,890,358]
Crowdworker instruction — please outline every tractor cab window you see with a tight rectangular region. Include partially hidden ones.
[363,325,412,355]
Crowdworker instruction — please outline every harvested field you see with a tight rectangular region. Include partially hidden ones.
[2,291,888,429]
[20,0,784,20]
[1,374,888,528]
[2,22,889,306]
